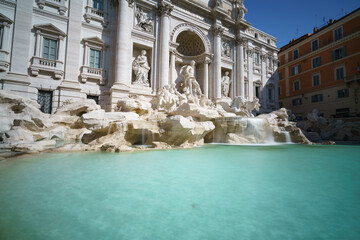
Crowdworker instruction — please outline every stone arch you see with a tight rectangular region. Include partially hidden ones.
[170,22,211,54]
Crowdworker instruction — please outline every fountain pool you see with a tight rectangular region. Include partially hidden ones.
[0,144,359,239]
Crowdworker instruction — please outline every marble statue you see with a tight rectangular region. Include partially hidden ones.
[135,8,153,32]
[180,60,203,103]
[132,50,150,85]
[221,71,232,98]
[244,97,260,117]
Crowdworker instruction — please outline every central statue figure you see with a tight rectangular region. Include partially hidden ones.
[180,60,202,102]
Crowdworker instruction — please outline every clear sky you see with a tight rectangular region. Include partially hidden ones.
[244,0,360,48]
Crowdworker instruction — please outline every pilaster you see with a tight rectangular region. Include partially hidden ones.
[213,25,224,100]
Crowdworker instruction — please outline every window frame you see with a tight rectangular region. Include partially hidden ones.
[254,52,260,64]
[332,46,346,61]
[312,73,321,87]
[292,98,302,106]
[337,89,349,98]
[293,80,300,92]
[292,64,301,76]
[311,94,323,103]
[293,49,299,60]
[89,48,101,69]
[334,27,343,41]
[42,37,58,60]
[312,56,321,68]
[335,66,345,81]
[311,39,319,51]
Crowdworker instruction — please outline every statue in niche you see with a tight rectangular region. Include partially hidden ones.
[132,50,150,85]
[180,60,203,103]
[222,41,231,57]
[135,8,153,32]
[221,71,232,98]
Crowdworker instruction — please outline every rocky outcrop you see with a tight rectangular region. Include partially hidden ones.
[296,109,360,142]
[0,89,312,155]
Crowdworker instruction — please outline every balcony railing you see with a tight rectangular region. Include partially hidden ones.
[345,74,360,83]
[30,56,64,79]
[36,0,67,15]
[80,66,106,85]
[84,6,108,27]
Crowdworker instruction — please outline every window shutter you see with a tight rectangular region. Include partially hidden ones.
[49,40,57,60]
[90,49,94,67]
[332,50,335,61]
[95,50,101,68]
[298,65,301,73]
[342,46,346,57]
[43,38,49,59]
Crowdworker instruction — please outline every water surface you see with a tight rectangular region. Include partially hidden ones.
[0,144,359,240]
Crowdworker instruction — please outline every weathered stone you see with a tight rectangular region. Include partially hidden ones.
[172,103,220,121]
[305,131,321,142]
[55,99,100,116]
[151,141,172,149]
[116,96,152,115]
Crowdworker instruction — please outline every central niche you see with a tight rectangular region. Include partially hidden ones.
[176,31,205,56]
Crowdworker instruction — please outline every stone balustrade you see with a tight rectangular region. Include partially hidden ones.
[80,66,106,85]
[30,56,64,79]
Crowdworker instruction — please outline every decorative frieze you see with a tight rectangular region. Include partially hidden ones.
[221,40,231,57]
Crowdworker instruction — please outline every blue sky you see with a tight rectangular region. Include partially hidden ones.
[244,0,359,48]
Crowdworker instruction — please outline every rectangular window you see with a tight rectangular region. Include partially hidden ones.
[87,95,99,104]
[93,0,103,11]
[312,39,319,51]
[37,90,53,114]
[311,94,323,103]
[42,38,57,60]
[268,88,273,100]
[335,67,344,80]
[312,56,321,68]
[292,65,301,76]
[294,81,300,91]
[254,52,260,64]
[332,46,346,61]
[292,98,302,106]
[255,86,260,98]
[338,89,349,98]
[293,49,299,60]
[89,49,101,68]
[268,57,272,68]
[278,72,282,80]
[336,108,350,118]
[334,27,343,41]
[313,74,320,86]
[278,87,281,96]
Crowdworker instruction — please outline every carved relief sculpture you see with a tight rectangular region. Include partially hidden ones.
[135,8,153,32]
[221,40,231,57]
[132,50,150,85]
[221,71,232,98]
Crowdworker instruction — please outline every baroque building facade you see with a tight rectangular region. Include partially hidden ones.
[0,0,278,113]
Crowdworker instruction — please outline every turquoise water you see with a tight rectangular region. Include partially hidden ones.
[0,144,360,240]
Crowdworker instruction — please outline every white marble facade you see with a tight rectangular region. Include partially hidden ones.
[0,0,279,113]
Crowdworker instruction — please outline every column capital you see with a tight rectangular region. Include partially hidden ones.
[235,36,246,46]
[212,26,224,36]
[204,57,212,64]
[126,0,135,7]
[158,2,173,16]
[246,48,254,57]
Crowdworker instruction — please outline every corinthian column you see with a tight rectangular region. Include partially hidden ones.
[236,37,245,97]
[203,57,211,98]
[213,26,224,100]
[158,2,173,89]
[114,0,134,86]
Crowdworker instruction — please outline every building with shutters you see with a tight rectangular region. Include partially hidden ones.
[0,0,278,114]
[278,8,360,119]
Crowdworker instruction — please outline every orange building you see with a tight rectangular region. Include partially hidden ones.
[278,8,360,119]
